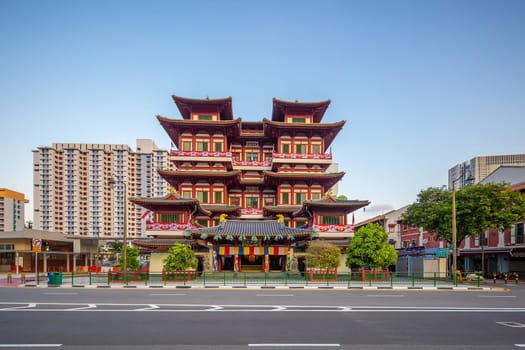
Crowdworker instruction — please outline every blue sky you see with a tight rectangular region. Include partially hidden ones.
[1,0,524,222]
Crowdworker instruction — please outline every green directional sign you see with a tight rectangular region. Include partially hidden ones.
[436,248,447,258]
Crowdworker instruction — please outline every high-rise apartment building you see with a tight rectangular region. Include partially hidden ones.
[32,139,170,238]
[448,154,525,190]
[0,188,28,232]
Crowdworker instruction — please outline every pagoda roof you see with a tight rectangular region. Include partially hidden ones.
[201,204,241,216]
[188,219,314,239]
[129,193,212,216]
[272,98,331,123]
[157,115,241,146]
[157,169,241,187]
[263,119,345,150]
[263,171,345,188]
[172,95,234,120]
[263,205,302,215]
[293,196,370,216]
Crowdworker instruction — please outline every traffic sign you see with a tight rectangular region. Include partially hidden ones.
[32,238,42,252]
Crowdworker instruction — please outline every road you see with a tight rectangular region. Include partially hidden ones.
[0,284,524,349]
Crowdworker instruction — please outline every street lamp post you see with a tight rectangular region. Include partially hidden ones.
[452,182,458,274]
[109,177,127,281]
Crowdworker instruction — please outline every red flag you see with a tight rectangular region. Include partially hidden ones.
[141,210,150,220]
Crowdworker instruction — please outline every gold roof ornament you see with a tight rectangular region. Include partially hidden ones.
[219,213,228,222]
[276,214,285,223]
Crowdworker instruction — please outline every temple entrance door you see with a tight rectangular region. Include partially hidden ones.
[269,255,285,271]
[241,255,263,272]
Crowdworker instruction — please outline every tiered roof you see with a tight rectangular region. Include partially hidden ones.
[271,98,331,123]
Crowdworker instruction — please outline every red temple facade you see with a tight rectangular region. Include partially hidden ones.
[131,95,369,272]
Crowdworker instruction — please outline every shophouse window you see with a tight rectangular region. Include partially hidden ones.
[517,223,524,244]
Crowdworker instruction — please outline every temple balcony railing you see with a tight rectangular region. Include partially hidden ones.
[170,150,233,162]
[145,221,194,236]
[312,224,355,234]
[272,152,332,164]
[232,160,272,170]
[240,208,264,216]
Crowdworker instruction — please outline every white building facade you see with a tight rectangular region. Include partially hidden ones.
[32,140,171,238]
[0,188,28,232]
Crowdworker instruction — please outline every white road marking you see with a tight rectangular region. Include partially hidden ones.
[66,304,96,311]
[366,294,405,297]
[479,295,516,298]
[136,304,160,311]
[256,294,294,297]
[249,344,340,347]
[515,344,525,347]
[497,321,525,328]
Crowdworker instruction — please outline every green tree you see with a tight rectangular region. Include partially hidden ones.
[403,183,525,246]
[346,223,398,269]
[163,243,198,271]
[305,241,341,270]
[119,246,140,271]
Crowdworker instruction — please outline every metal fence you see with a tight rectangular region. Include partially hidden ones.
[22,270,487,288]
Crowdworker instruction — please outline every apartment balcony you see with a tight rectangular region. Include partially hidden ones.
[272,152,332,165]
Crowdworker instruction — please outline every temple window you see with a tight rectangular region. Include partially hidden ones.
[214,142,222,152]
[182,190,192,198]
[246,197,258,208]
[311,144,321,154]
[311,192,321,200]
[281,144,290,153]
[295,144,307,153]
[230,197,240,206]
[291,117,306,123]
[264,197,275,206]
[197,219,208,226]
[246,152,258,161]
[281,192,289,205]
[214,191,222,204]
[322,216,341,225]
[196,142,209,152]
[182,141,192,151]
[197,191,209,203]
[197,115,213,121]
[160,213,180,223]
[295,192,306,204]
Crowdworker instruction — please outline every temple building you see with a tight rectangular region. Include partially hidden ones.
[131,95,369,273]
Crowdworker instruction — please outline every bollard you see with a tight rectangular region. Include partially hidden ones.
[7,271,12,284]
[504,273,508,284]
[516,272,519,285]
[493,272,497,284]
